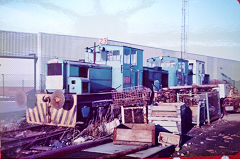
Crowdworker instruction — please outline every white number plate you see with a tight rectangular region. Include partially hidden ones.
[225,106,234,111]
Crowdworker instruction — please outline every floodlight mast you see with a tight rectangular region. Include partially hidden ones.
[180,0,188,83]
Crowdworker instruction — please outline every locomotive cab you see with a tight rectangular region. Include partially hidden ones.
[46,59,90,94]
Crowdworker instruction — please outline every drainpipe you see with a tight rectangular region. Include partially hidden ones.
[29,54,38,92]
[93,42,96,64]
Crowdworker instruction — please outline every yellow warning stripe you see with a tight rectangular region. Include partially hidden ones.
[33,107,40,123]
[26,94,78,127]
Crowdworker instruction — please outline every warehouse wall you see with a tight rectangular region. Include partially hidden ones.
[0,31,38,94]
[0,30,37,56]
[1,30,240,91]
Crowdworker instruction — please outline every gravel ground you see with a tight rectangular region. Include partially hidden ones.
[172,113,240,157]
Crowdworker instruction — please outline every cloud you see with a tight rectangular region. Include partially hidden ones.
[99,0,155,15]
[41,0,97,17]
[189,41,240,47]
[0,4,75,33]
[126,1,181,34]
[0,0,97,18]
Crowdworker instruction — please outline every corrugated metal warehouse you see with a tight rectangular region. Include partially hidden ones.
[0,30,240,91]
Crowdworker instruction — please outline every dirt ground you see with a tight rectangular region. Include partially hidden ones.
[171,113,240,157]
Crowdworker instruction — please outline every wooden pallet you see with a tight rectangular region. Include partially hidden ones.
[148,103,192,135]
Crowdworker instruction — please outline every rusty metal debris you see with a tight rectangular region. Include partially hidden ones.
[223,86,240,113]
[154,85,218,103]
[112,86,151,108]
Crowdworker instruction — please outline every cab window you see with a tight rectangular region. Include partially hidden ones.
[70,65,88,78]
[47,63,62,75]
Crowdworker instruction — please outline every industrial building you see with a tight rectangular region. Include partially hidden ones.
[0,30,240,93]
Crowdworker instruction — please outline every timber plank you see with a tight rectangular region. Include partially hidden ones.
[150,106,177,111]
[124,123,154,130]
[148,116,181,122]
[157,102,185,107]
[158,132,180,145]
[151,111,178,117]
[113,140,153,146]
[150,120,178,127]
[114,129,153,143]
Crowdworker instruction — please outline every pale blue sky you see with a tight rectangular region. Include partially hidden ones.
[0,0,240,60]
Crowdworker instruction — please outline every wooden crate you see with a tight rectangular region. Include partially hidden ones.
[148,103,192,135]
[113,123,155,146]
[121,106,148,124]
[158,132,180,146]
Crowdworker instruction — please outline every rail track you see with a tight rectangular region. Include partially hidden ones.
[1,125,71,158]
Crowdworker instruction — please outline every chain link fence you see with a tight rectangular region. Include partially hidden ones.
[0,74,34,98]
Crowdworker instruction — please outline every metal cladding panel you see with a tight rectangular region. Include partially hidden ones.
[40,33,98,60]
[1,31,240,91]
[0,30,37,56]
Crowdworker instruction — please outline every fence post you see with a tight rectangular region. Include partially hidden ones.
[197,101,201,127]
[177,93,180,102]
[22,79,24,91]
[205,93,210,125]
[2,74,4,97]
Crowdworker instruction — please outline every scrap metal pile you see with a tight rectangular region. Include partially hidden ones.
[111,85,152,108]
[154,85,218,104]
[222,86,240,113]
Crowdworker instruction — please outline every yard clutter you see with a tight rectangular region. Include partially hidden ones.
[223,86,240,113]
[111,85,226,154]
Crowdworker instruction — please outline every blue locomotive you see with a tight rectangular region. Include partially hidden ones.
[26,45,168,127]
[85,44,144,89]
[147,56,189,86]
[45,59,112,94]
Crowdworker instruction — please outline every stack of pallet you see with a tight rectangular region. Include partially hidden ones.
[148,102,192,135]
